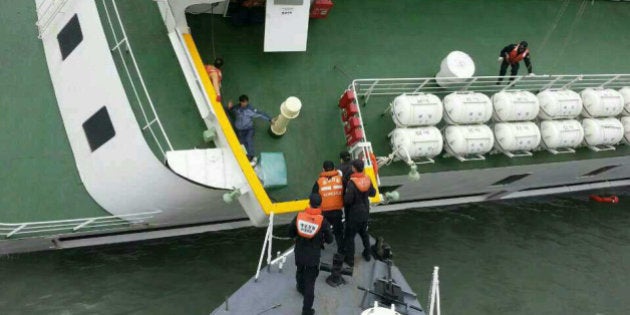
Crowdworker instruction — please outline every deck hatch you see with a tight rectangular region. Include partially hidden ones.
[57,14,83,60]
[83,106,116,152]
[580,165,620,178]
[491,173,531,186]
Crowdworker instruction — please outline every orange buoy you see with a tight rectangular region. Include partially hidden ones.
[589,194,619,203]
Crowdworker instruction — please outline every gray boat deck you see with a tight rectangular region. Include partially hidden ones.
[212,239,423,315]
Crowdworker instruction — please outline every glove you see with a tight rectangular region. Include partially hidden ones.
[216,95,222,103]
[497,57,504,63]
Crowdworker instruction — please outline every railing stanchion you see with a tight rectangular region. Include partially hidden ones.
[73,218,95,232]
[7,224,27,238]
[266,212,274,271]
[254,212,274,281]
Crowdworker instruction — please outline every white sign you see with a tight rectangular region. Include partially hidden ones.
[264,0,311,52]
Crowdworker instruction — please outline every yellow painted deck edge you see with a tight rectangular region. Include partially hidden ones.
[182,34,379,213]
[182,33,309,214]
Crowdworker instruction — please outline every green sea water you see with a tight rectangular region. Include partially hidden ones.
[1,190,629,315]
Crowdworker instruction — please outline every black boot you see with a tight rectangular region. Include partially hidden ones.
[326,253,346,287]
[362,249,372,262]
[302,308,315,315]
[343,255,354,267]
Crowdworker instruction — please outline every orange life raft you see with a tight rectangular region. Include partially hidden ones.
[589,194,619,203]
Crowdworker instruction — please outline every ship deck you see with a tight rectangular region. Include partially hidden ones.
[187,0,630,201]
[0,0,107,222]
[3,0,630,224]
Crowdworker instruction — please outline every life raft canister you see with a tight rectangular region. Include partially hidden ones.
[589,194,619,203]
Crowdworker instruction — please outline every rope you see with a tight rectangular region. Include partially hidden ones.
[186,3,218,60]
[272,235,293,241]
[210,3,217,59]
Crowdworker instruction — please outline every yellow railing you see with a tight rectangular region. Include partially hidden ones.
[182,34,379,215]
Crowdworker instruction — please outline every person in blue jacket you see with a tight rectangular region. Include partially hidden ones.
[228,94,272,165]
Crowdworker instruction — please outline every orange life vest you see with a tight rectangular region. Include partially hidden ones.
[350,172,372,193]
[296,207,324,239]
[205,65,223,86]
[317,171,344,211]
[508,45,529,64]
[369,152,379,176]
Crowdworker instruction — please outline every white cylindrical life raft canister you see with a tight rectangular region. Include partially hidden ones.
[389,127,443,160]
[444,125,494,157]
[582,118,624,147]
[537,89,583,120]
[391,93,443,127]
[491,90,540,122]
[435,51,475,87]
[443,92,493,124]
[493,122,541,152]
[361,302,401,315]
[580,88,624,118]
[620,116,630,144]
[539,120,584,149]
[619,87,630,115]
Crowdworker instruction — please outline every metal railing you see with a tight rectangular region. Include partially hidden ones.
[0,210,161,239]
[155,0,217,121]
[36,0,69,39]
[255,212,276,281]
[352,74,630,104]
[100,0,174,158]
[348,74,630,166]
[155,0,178,33]
[427,266,441,315]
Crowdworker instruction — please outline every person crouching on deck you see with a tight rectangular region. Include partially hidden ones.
[496,41,534,84]
[288,194,333,315]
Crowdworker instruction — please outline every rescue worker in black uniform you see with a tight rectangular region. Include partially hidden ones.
[288,194,334,315]
[339,151,353,189]
[496,41,534,84]
[342,160,377,266]
[312,160,345,251]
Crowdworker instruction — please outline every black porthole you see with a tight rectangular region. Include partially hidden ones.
[491,173,531,186]
[83,106,116,152]
[580,165,620,178]
[57,14,83,60]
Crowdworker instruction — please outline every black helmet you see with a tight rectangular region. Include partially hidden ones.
[213,57,224,68]
[519,41,528,48]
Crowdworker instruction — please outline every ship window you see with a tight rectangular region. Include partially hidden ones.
[83,106,116,152]
[491,173,531,186]
[57,14,83,60]
[580,165,620,178]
